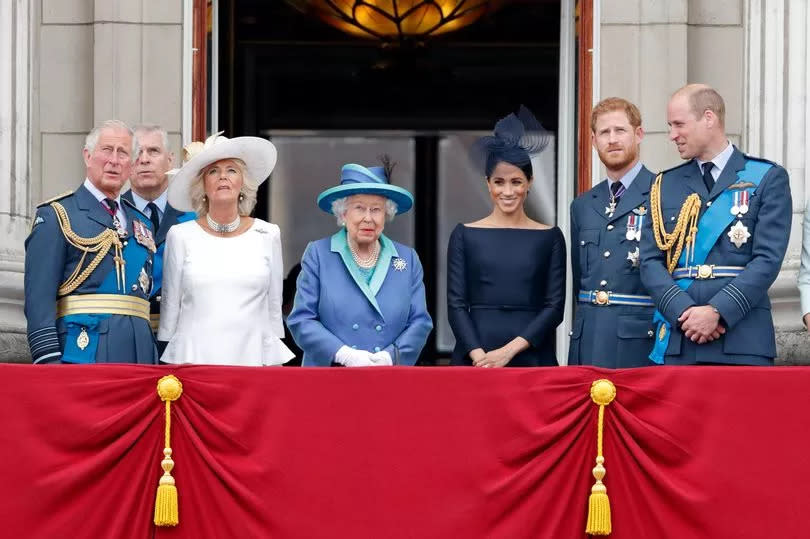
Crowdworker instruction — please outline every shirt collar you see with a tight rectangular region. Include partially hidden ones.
[129,188,168,215]
[697,141,734,174]
[607,160,643,191]
[83,178,120,205]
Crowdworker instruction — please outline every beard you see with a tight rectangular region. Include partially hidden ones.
[598,145,638,173]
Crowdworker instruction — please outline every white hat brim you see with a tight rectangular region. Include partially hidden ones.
[167,136,277,212]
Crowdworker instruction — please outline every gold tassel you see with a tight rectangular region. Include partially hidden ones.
[154,375,183,527]
[586,379,616,536]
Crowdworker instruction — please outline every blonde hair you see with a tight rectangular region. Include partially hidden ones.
[189,158,259,217]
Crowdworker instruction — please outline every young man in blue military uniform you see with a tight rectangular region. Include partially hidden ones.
[24,120,159,364]
[123,125,195,352]
[640,84,791,365]
[569,97,657,367]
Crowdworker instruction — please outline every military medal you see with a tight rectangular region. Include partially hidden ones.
[392,257,407,272]
[133,220,157,253]
[627,246,640,268]
[138,267,151,295]
[113,216,127,239]
[728,220,751,248]
[625,214,643,242]
[731,191,750,218]
[77,327,90,350]
[605,201,616,217]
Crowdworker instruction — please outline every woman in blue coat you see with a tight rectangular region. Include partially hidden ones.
[287,161,433,366]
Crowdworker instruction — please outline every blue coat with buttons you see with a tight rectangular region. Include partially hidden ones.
[639,147,791,365]
[24,185,158,364]
[287,229,433,366]
[569,165,656,368]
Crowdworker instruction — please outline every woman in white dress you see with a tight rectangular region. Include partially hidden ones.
[157,133,294,365]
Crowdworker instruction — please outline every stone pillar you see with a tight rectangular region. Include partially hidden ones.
[0,0,186,362]
[744,0,810,362]
[0,0,33,362]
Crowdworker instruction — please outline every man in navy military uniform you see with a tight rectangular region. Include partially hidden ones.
[123,125,194,352]
[640,84,791,365]
[24,120,158,364]
[569,97,657,367]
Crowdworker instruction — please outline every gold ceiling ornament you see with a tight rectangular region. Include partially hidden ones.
[285,0,507,42]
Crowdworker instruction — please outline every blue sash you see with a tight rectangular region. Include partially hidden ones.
[151,212,195,297]
[649,160,772,363]
[61,232,152,364]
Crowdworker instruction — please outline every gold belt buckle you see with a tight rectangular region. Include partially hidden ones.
[696,264,714,279]
[594,290,610,305]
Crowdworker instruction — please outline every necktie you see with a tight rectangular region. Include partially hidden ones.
[702,162,715,193]
[146,202,161,231]
[104,198,118,215]
[610,181,625,201]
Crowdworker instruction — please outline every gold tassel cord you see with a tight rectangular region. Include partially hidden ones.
[154,375,183,527]
[51,202,124,295]
[586,379,617,536]
[649,174,702,273]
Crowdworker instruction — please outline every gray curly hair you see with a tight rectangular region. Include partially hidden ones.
[189,158,259,217]
[331,195,398,227]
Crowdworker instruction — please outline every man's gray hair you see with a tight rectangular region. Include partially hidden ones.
[84,120,139,163]
[133,124,170,152]
[330,195,398,227]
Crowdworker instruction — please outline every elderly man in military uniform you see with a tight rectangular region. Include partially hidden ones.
[24,120,158,364]
[569,97,657,367]
[640,84,791,365]
[123,125,195,350]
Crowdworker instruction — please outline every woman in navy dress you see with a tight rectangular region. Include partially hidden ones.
[447,107,566,367]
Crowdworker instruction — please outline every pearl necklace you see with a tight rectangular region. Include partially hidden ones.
[349,240,380,268]
[206,213,240,234]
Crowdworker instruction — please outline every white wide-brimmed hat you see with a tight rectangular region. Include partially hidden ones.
[167,132,277,212]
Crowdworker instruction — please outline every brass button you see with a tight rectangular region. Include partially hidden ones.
[580,240,585,246]
[595,291,609,305]
[600,280,607,287]
[568,330,573,336]
[647,330,654,337]
[706,200,712,207]
[603,251,611,258]
[607,224,614,231]
[156,295,162,303]
[131,284,137,291]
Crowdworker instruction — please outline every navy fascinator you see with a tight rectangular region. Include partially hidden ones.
[471,105,551,177]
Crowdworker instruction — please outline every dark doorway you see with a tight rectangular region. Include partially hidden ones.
[217,0,562,363]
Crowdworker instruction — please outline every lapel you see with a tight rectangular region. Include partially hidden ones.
[330,229,384,319]
[75,184,115,229]
[368,234,399,297]
[156,203,182,245]
[121,197,143,238]
[708,147,746,200]
[679,159,710,199]
[587,179,611,221]
[607,166,652,224]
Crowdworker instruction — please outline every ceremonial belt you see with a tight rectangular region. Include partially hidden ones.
[57,294,150,321]
[578,290,654,307]
[150,313,160,332]
[672,265,745,280]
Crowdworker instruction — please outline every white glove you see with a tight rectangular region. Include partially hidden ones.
[369,350,393,366]
[334,345,376,367]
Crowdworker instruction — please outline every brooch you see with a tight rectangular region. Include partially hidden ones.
[392,257,407,272]
[254,228,268,234]
[728,220,751,248]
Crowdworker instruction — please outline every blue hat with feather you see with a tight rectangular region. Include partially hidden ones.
[471,105,551,177]
[317,161,414,215]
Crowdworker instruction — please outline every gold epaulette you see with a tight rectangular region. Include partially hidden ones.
[649,173,702,274]
[51,202,125,296]
[36,190,73,208]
